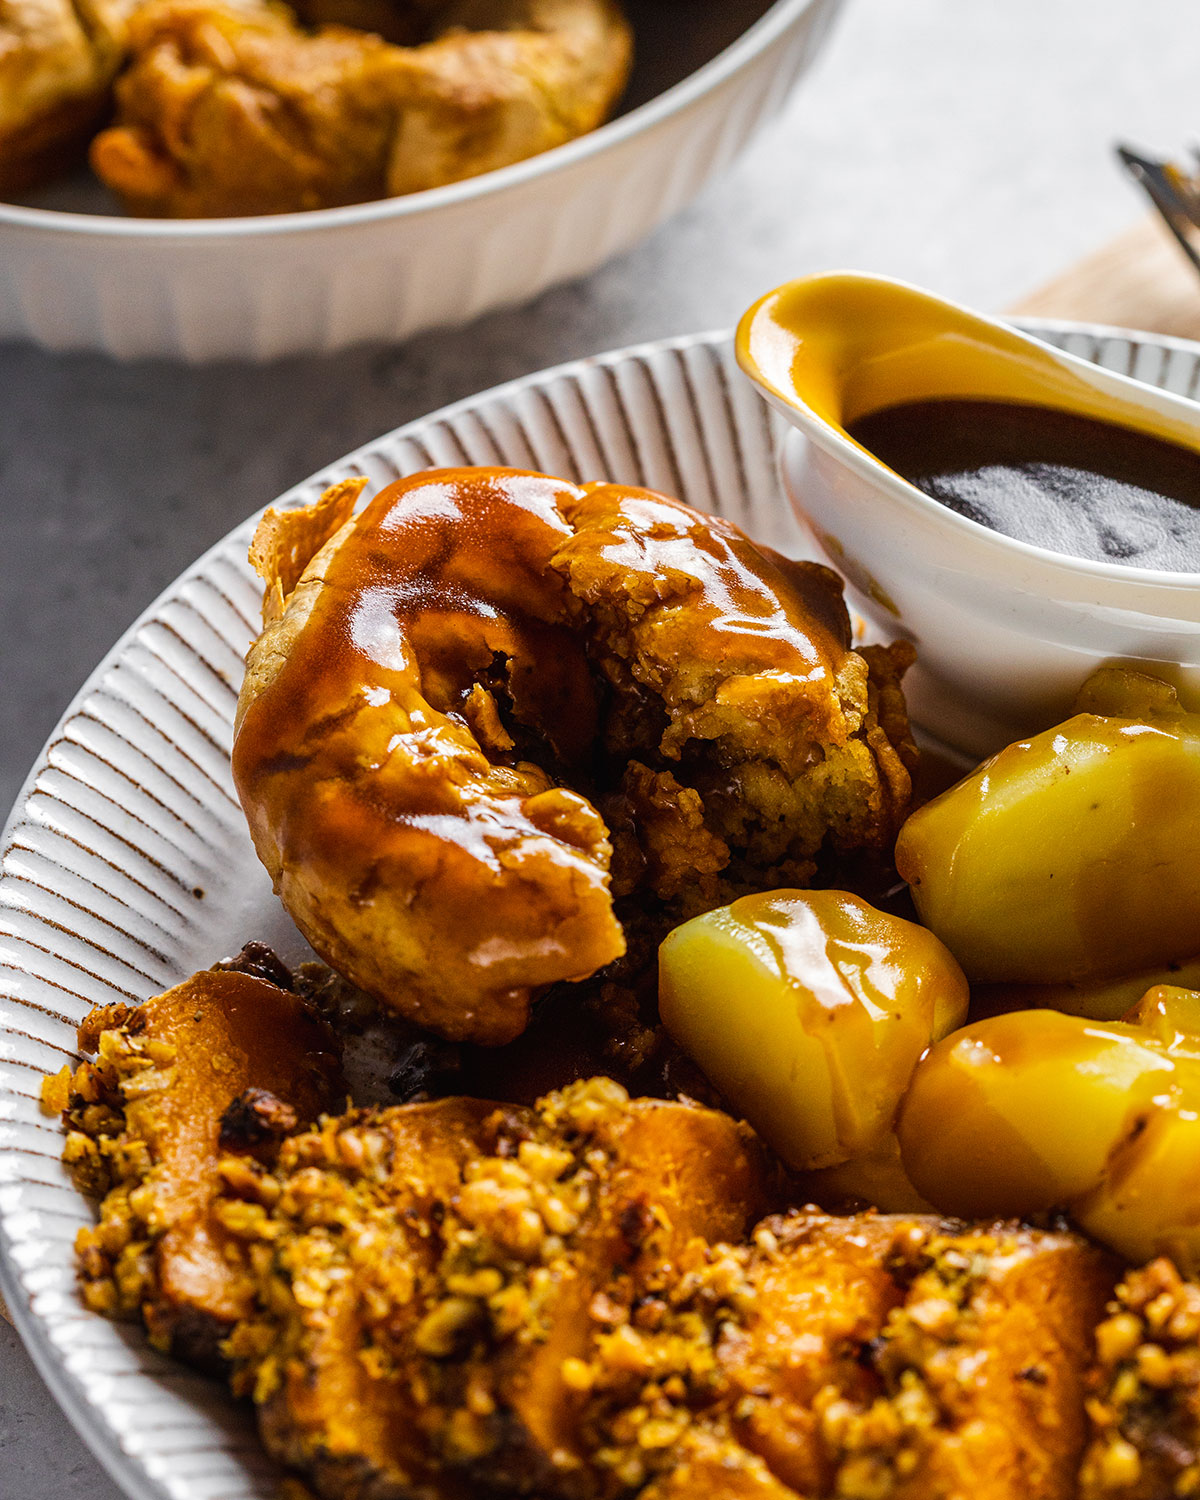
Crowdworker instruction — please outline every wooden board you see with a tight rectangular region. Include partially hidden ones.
[1013,214,1200,339]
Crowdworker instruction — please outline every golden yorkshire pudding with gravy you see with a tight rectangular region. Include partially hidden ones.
[0,0,388,199]
[89,0,632,215]
[232,468,917,1046]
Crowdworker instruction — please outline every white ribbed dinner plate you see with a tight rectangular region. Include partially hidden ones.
[3,318,1199,1500]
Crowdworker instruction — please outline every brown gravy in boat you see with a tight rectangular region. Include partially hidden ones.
[848,398,1200,571]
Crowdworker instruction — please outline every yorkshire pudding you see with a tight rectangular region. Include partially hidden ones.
[0,0,135,192]
[233,467,916,1045]
[89,0,632,216]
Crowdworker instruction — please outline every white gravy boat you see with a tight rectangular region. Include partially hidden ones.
[736,271,1200,757]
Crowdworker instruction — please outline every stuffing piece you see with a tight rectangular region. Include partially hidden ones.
[553,484,917,903]
[45,956,343,1367]
[550,486,858,766]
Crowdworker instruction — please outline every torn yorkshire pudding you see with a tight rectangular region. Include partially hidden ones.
[233,467,917,1046]
[88,0,632,216]
[234,469,626,1046]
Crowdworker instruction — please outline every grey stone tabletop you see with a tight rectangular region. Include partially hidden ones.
[4,0,1200,1492]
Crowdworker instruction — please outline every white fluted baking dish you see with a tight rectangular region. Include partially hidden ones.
[0,0,843,361]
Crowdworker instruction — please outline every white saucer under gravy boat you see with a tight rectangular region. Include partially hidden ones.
[736,271,1200,758]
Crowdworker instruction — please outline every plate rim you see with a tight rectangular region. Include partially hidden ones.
[1016,313,1200,360]
[3,314,1198,1500]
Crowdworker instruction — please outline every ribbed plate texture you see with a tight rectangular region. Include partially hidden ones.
[1,322,1196,1500]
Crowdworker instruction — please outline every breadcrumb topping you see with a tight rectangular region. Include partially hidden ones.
[45,1013,181,1330]
[1081,1258,1200,1500]
[812,1226,990,1498]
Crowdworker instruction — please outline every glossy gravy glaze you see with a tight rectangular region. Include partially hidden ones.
[232,467,865,1046]
[849,398,1200,571]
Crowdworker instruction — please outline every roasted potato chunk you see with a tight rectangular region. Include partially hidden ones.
[658,889,967,1173]
[895,669,1200,986]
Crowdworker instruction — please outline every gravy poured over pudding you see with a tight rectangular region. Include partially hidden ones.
[848,398,1200,571]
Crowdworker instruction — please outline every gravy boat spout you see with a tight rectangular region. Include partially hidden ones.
[736,271,1200,758]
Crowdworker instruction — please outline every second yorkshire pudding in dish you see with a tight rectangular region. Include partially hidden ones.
[0,0,136,193]
[89,0,632,216]
[233,467,916,1046]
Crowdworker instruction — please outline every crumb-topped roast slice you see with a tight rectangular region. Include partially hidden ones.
[223,1077,770,1498]
[43,951,344,1367]
[233,467,917,1045]
[224,1145,1117,1500]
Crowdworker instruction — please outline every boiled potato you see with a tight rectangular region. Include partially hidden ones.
[897,1010,1176,1216]
[657,889,968,1173]
[897,987,1200,1270]
[972,953,1200,1023]
[1075,1104,1200,1272]
[1126,981,1200,1052]
[895,669,1200,984]
[797,1132,935,1214]
[1073,986,1200,1269]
